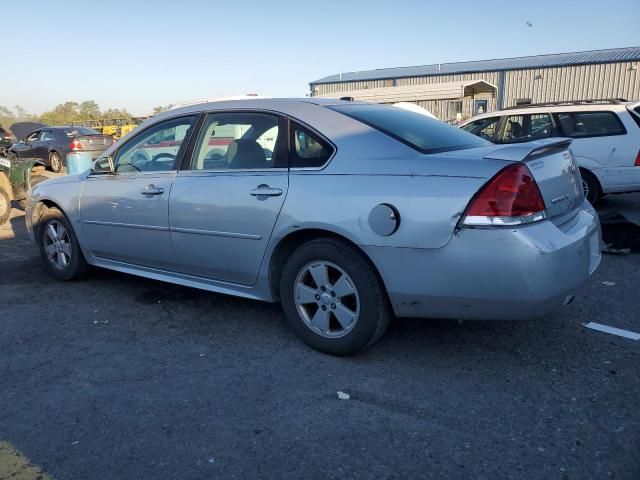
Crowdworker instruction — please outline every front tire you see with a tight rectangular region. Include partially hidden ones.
[49,152,63,173]
[37,207,87,280]
[580,169,601,205]
[279,238,391,356]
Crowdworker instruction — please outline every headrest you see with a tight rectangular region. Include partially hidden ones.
[227,139,267,169]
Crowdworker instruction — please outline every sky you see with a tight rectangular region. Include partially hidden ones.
[1,0,638,116]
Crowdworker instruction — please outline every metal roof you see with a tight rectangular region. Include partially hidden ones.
[310,47,640,85]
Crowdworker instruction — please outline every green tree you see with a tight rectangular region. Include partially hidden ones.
[40,101,80,125]
[78,101,101,121]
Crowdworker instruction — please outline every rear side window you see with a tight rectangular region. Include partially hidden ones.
[330,104,488,154]
[289,122,334,168]
[556,111,626,138]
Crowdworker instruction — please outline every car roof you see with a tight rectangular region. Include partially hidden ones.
[463,102,634,123]
[152,97,364,119]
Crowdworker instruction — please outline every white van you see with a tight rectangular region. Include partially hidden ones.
[460,100,640,204]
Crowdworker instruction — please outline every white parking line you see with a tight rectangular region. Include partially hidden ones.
[583,322,640,341]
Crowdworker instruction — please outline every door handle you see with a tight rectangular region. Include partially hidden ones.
[250,185,283,197]
[140,184,164,195]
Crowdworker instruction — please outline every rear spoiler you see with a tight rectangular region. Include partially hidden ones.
[484,138,572,162]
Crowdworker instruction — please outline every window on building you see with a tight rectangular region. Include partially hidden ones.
[555,111,626,138]
[447,101,463,121]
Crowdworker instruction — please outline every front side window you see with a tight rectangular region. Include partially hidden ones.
[556,111,626,138]
[330,104,488,154]
[26,131,40,142]
[114,116,196,172]
[461,117,500,141]
[191,112,283,170]
[41,130,54,141]
[501,114,552,144]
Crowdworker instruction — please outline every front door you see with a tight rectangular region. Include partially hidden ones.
[80,115,198,269]
[169,111,288,285]
[13,130,41,158]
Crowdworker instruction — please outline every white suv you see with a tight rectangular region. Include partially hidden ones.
[460,100,640,204]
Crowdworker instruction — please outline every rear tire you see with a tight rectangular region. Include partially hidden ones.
[17,174,48,210]
[37,207,88,280]
[49,152,63,173]
[580,169,601,205]
[279,238,391,356]
[0,187,10,225]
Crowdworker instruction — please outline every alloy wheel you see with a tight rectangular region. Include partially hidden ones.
[43,220,72,269]
[294,261,360,338]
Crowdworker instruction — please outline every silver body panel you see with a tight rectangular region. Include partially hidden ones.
[26,99,601,321]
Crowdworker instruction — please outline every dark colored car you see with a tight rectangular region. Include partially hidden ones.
[9,126,114,173]
[0,125,15,155]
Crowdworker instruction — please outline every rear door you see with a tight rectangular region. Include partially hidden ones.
[80,115,198,269]
[169,111,288,285]
[39,130,55,158]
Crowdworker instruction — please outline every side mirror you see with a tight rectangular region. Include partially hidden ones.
[92,156,115,174]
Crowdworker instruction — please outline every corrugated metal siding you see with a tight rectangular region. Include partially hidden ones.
[503,62,640,106]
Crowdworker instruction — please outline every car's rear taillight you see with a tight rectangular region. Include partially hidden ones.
[69,138,83,151]
[461,163,546,227]
[635,149,640,166]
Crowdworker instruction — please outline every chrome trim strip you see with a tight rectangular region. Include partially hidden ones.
[171,226,262,240]
[83,220,169,231]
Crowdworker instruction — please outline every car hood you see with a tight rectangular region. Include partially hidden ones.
[10,121,47,140]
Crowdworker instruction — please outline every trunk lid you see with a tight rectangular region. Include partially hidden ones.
[484,138,584,219]
[75,134,113,152]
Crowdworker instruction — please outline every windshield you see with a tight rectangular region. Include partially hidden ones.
[329,103,489,154]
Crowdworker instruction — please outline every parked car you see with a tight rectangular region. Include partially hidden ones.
[0,125,15,155]
[25,99,601,355]
[0,156,47,224]
[9,126,114,173]
[459,100,640,204]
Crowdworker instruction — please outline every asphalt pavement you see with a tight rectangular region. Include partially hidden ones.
[0,184,639,480]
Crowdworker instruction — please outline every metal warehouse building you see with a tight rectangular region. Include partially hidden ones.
[309,47,640,122]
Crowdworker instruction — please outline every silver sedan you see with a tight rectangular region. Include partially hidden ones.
[25,99,602,355]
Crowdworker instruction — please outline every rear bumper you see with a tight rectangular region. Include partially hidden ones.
[364,200,602,320]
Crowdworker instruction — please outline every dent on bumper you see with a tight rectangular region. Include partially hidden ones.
[364,203,602,320]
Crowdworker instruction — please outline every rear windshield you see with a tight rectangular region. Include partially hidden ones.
[65,127,99,136]
[329,104,489,154]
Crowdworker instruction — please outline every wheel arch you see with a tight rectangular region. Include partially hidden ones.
[579,167,603,194]
[268,228,388,302]
[32,198,70,236]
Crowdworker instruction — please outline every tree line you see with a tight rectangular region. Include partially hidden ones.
[0,102,173,132]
